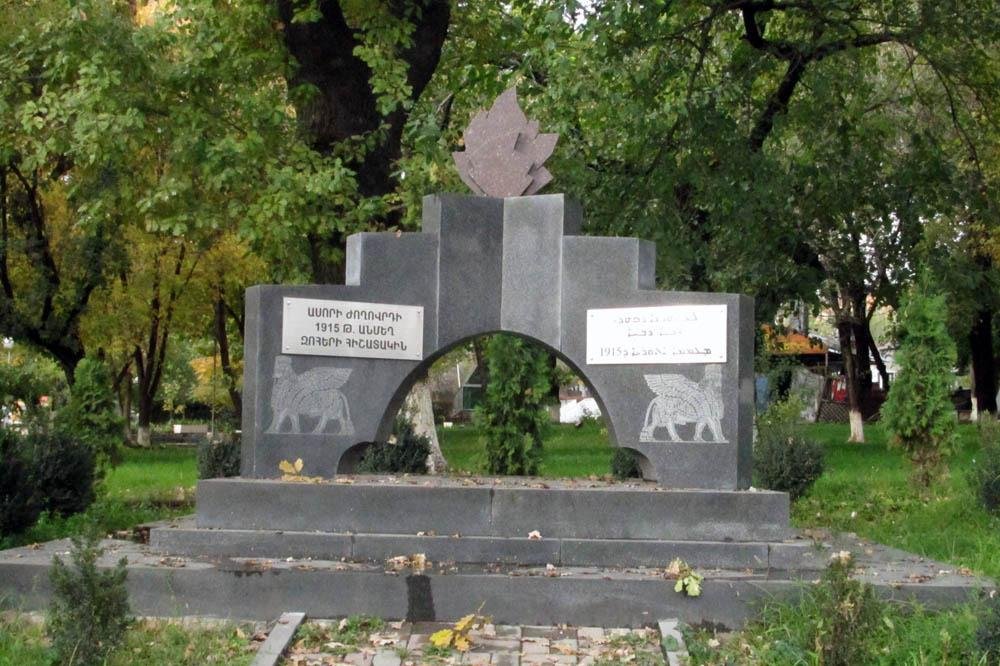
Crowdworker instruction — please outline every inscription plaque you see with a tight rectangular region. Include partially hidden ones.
[586,304,727,365]
[281,297,423,361]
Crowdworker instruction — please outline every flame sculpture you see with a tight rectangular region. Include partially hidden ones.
[452,88,558,197]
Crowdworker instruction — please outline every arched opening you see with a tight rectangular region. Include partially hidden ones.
[346,332,630,478]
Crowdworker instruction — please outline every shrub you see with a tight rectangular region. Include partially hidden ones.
[357,418,430,474]
[978,593,1000,665]
[47,532,132,666]
[0,427,40,537]
[197,433,241,479]
[611,448,641,480]
[55,357,125,475]
[475,334,551,475]
[754,398,825,500]
[971,417,1000,517]
[880,281,957,487]
[753,552,886,665]
[28,427,96,517]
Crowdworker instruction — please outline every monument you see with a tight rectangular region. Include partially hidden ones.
[2,88,988,629]
[237,88,753,490]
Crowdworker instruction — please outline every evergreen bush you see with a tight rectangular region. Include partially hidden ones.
[357,418,430,474]
[475,334,551,475]
[47,532,132,666]
[753,398,825,500]
[28,427,96,517]
[55,357,125,476]
[197,432,242,479]
[971,417,1000,517]
[0,427,40,537]
[880,281,957,487]
[611,447,642,480]
[978,593,1000,665]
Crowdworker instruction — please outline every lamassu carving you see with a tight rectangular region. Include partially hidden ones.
[266,356,355,436]
[640,366,726,443]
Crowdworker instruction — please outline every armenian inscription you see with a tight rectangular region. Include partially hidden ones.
[281,297,423,361]
[586,304,727,365]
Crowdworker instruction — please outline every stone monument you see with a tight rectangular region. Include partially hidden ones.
[240,90,753,489]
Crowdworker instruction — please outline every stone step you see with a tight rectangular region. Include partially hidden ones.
[195,477,791,542]
[0,538,992,630]
[149,522,821,570]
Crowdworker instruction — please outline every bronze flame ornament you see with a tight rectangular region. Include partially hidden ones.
[452,88,558,197]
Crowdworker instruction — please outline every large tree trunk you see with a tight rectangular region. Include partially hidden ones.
[868,335,890,391]
[276,0,450,281]
[969,306,997,417]
[214,294,242,417]
[404,379,446,473]
[838,321,865,443]
[135,394,152,448]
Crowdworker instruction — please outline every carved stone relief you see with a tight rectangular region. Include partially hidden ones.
[639,365,726,443]
[266,356,355,436]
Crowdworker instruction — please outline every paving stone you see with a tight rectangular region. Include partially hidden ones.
[493,625,522,639]
[574,627,604,641]
[520,637,550,654]
[522,626,574,640]
[406,634,429,651]
[475,638,520,652]
[492,654,520,666]
[550,638,578,656]
[463,652,492,664]
[372,650,402,666]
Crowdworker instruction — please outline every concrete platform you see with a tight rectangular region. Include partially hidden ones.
[0,532,993,629]
[194,476,791,542]
[149,517,815,570]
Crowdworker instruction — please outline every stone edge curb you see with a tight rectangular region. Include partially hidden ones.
[657,618,688,666]
[251,611,305,666]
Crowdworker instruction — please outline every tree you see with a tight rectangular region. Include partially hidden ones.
[54,357,125,474]
[880,279,957,488]
[475,335,552,476]
[275,0,451,281]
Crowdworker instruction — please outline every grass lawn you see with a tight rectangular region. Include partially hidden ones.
[793,422,1000,582]
[0,445,198,550]
[0,615,255,665]
[438,419,614,476]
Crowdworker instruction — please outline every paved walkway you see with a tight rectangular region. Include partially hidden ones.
[282,621,669,665]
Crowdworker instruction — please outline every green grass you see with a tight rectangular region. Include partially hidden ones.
[685,592,988,664]
[0,615,255,665]
[438,420,614,476]
[794,422,1000,581]
[0,445,197,550]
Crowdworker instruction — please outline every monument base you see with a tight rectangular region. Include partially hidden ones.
[0,532,991,629]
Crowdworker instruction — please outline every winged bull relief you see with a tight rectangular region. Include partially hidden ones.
[266,356,355,436]
[640,365,726,443]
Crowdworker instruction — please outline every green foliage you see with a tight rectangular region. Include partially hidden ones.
[754,398,825,500]
[475,335,552,476]
[28,426,96,517]
[971,418,1000,517]
[55,357,124,475]
[197,434,242,480]
[0,427,40,537]
[47,531,132,666]
[881,281,958,487]
[357,418,430,474]
[978,593,1000,665]
[611,447,642,480]
[690,554,887,664]
[0,353,67,419]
